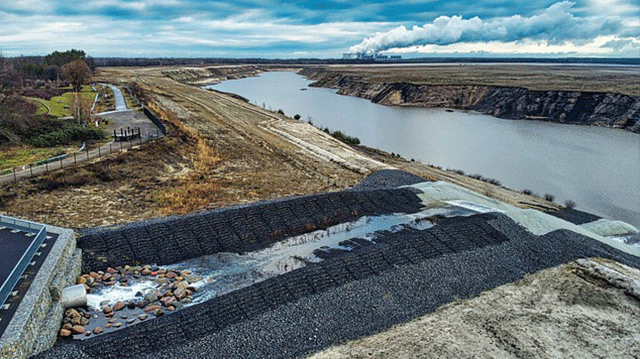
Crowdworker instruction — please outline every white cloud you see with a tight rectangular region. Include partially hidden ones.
[349,1,633,54]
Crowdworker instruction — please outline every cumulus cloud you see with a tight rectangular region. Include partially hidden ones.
[349,1,626,53]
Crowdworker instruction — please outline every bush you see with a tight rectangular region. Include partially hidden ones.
[293,114,301,120]
[564,200,576,209]
[544,193,555,202]
[28,125,107,147]
[522,189,533,195]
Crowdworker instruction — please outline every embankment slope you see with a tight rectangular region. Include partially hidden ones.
[300,66,640,132]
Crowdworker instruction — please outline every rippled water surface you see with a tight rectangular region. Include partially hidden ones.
[211,72,640,227]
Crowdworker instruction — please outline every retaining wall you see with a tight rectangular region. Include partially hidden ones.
[75,213,513,358]
[78,188,424,272]
[142,107,167,135]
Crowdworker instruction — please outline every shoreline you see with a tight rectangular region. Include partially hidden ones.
[297,66,640,134]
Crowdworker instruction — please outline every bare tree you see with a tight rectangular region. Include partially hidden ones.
[0,53,36,145]
[70,92,93,125]
[62,59,91,92]
[0,53,20,102]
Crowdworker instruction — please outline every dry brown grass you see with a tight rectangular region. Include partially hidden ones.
[143,100,224,215]
[312,64,640,97]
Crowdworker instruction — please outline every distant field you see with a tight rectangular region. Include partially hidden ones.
[319,64,640,97]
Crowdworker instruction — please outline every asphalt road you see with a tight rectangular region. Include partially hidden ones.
[106,85,127,112]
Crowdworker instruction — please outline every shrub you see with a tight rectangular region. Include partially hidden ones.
[564,200,576,209]
[293,114,301,120]
[28,126,106,147]
[544,193,555,202]
[522,189,533,195]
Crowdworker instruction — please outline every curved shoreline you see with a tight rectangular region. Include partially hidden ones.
[298,67,640,133]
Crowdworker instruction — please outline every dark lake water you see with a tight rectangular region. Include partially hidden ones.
[210,71,640,228]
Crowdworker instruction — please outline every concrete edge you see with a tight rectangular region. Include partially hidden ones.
[0,226,76,359]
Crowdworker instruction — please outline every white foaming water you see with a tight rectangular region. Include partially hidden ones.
[86,280,157,309]
[166,206,480,305]
[87,205,485,309]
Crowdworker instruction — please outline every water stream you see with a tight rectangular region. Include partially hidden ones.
[209,71,640,228]
[87,204,482,308]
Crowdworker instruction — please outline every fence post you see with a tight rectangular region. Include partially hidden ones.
[60,157,63,169]
[110,143,113,154]
[74,153,77,165]
[86,147,89,160]
[45,162,48,172]
[29,164,33,177]
[98,146,101,157]
[13,168,16,183]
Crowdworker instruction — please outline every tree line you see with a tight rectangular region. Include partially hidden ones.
[1,50,96,146]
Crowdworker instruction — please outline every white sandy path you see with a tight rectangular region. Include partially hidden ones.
[409,181,639,257]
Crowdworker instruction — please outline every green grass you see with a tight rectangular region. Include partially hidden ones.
[30,98,50,116]
[25,85,97,118]
[0,147,66,171]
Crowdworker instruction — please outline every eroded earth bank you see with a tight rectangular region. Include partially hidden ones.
[300,65,640,132]
[0,64,637,358]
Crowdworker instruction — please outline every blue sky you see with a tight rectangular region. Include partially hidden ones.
[1,0,638,58]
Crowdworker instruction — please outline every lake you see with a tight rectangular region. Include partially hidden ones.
[210,71,640,228]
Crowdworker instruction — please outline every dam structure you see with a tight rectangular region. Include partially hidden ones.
[23,170,640,359]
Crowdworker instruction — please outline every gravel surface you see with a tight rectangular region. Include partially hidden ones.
[549,208,602,225]
[350,169,429,191]
[34,213,640,359]
[78,187,423,272]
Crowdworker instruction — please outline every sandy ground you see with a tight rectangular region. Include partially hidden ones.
[2,65,638,358]
[308,257,640,359]
[1,65,557,229]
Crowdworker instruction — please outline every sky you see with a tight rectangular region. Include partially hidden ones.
[0,0,638,58]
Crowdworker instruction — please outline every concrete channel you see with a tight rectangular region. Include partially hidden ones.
[5,170,640,358]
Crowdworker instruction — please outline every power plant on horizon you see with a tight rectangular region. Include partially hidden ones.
[342,52,402,61]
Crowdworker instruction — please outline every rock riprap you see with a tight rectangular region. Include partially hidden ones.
[59,264,199,339]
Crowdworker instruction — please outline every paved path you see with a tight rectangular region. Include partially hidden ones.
[106,84,127,112]
[0,111,163,185]
[0,85,166,184]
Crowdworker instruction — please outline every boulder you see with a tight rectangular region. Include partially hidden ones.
[71,325,85,335]
[112,301,126,311]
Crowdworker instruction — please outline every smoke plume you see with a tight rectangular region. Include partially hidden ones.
[349,2,622,53]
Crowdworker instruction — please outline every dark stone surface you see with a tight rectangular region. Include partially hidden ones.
[350,169,428,191]
[78,188,424,272]
[549,208,602,225]
[35,213,640,359]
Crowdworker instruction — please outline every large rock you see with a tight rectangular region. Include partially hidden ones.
[112,301,126,311]
[71,325,85,335]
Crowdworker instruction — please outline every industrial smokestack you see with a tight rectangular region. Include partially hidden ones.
[348,1,623,54]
